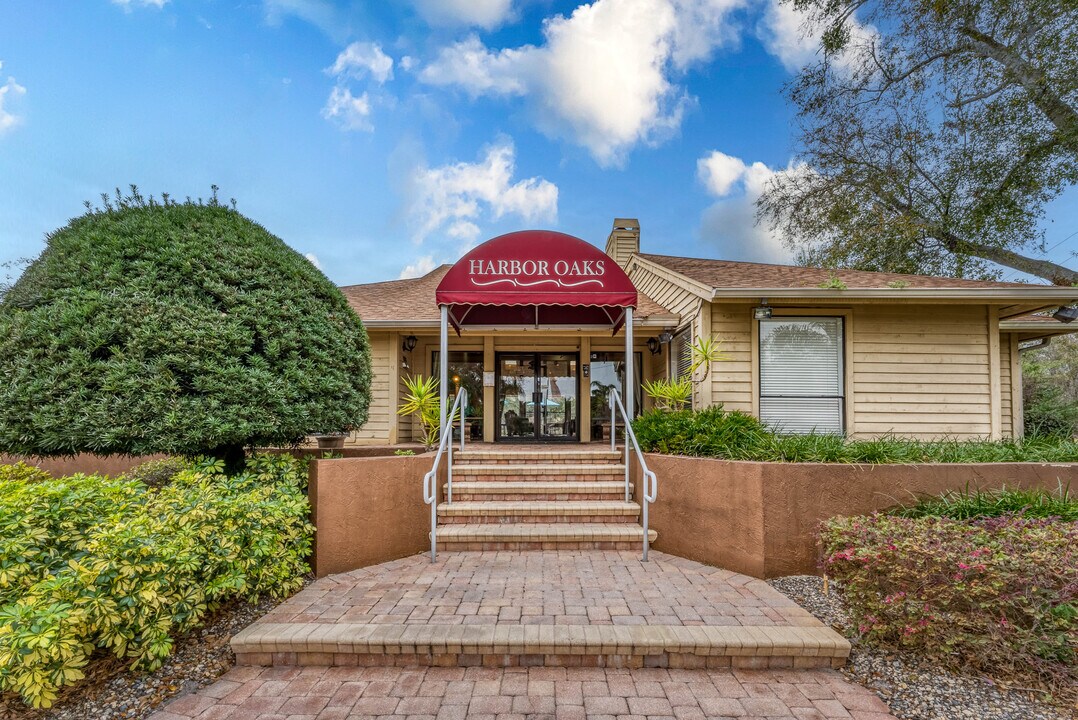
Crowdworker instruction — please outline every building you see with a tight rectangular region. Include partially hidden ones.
[339,219,1078,445]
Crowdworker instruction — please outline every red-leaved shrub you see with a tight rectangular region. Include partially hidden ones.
[820,514,1077,699]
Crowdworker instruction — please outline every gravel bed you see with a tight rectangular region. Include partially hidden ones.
[768,575,1072,720]
[0,587,302,720]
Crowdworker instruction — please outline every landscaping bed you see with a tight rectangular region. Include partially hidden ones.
[0,592,290,720]
[633,406,1078,463]
[769,575,1071,720]
[771,486,1077,719]
[0,455,314,710]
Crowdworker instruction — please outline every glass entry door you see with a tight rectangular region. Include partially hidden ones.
[496,353,579,441]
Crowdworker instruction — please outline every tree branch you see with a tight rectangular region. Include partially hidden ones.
[933,228,1078,285]
[958,25,1078,154]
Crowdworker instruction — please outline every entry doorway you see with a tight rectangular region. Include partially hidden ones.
[496,353,579,441]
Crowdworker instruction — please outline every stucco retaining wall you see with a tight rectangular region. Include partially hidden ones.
[309,455,436,576]
[1,453,168,477]
[636,454,1078,578]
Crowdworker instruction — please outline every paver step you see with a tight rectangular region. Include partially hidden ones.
[445,481,629,501]
[452,463,625,479]
[433,522,656,551]
[455,449,622,465]
[438,500,639,524]
[231,622,851,670]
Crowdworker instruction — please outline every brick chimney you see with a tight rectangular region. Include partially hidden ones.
[604,218,640,268]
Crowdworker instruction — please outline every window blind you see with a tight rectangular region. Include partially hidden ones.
[759,317,844,434]
[673,327,693,382]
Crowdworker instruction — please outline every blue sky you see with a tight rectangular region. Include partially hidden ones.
[0,0,1075,287]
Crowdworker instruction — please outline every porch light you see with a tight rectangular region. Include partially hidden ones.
[1053,305,1078,324]
[753,306,773,320]
[646,337,662,355]
[402,335,418,352]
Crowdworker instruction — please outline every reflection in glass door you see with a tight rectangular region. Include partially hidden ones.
[496,353,579,441]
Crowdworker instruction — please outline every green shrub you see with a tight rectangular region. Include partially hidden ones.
[0,471,144,602]
[633,407,1078,463]
[123,457,187,488]
[0,453,313,707]
[0,188,372,471]
[890,485,1077,521]
[821,514,1077,700]
[1024,382,1078,439]
[632,406,769,456]
[0,462,52,484]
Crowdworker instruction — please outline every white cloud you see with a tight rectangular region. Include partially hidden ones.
[321,86,373,131]
[112,0,168,8]
[697,150,806,263]
[697,151,748,196]
[419,0,745,166]
[327,42,394,84]
[262,0,345,41]
[757,0,875,72]
[412,0,515,29]
[406,139,558,246]
[399,255,437,279]
[0,64,26,136]
[304,252,323,270]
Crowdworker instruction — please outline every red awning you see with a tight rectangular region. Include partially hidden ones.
[435,230,638,330]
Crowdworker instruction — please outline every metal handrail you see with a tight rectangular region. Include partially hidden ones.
[423,388,467,562]
[608,387,658,561]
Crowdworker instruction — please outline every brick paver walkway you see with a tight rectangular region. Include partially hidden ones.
[259,551,818,628]
[150,665,898,720]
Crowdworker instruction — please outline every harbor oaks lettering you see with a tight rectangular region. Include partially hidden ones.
[469,259,606,277]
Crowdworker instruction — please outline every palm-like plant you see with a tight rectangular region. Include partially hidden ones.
[644,334,731,411]
[642,378,693,411]
[397,375,441,449]
[397,375,461,450]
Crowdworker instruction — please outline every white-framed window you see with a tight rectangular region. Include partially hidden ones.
[758,317,844,434]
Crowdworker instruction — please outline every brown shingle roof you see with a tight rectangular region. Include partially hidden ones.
[340,265,677,324]
[639,253,1038,290]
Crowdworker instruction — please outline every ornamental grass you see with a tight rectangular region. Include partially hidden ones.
[0,454,313,708]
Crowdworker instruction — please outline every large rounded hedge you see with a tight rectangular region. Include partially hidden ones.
[0,191,371,467]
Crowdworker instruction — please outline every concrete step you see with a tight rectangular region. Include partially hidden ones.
[445,481,629,501]
[438,500,640,524]
[432,522,656,551]
[232,622,851,670]
[455,449,622,465]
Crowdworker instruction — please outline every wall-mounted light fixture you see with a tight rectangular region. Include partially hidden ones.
[753,305,772,320]
[1053,306,1078,324]
[646,337,662,355]
[401,335,418,352]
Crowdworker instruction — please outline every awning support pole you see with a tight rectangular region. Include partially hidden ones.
[625,306,634,419]
[439,305,448,437]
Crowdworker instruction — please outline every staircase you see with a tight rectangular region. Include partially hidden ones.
[434,447,657,551]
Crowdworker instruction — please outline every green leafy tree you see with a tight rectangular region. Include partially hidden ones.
[758,0,1078,284]
[1023,334,1078,437]
[0,187,372,472]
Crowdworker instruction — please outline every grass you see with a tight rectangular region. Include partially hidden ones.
[889,484,1077,521]
[632,407,1078,464]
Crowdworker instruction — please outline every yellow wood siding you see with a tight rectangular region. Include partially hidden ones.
[851,305,993,439]
[709,303,753,412]
[347,332,394,445]
[1000,333,1012,438]
[626,263,701,321]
